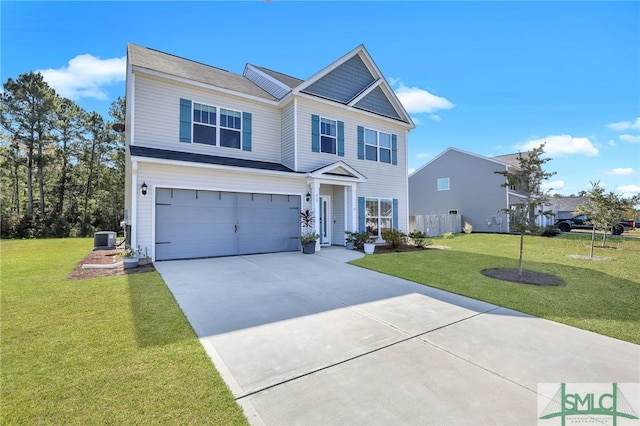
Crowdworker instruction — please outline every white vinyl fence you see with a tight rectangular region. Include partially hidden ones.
[410,214,462,237]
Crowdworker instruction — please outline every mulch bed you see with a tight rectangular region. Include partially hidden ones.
[481,268,564,286]
[363,244,449,254]
[67,247,155,281]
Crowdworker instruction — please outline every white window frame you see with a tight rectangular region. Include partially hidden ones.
[365,197,393,238]
[320,117,337,154]
[192,102,242,149]
[364,127,392,164]
[437,177,450,191]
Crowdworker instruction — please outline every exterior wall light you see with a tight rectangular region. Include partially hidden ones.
[305,192,311,202]
[141,181,148,196]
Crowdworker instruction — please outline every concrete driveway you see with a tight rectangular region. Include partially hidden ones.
[155,248,640,425]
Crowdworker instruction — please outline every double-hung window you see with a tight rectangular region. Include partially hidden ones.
[219,108,241,149]
[193,103,217,145]
[360,127,393,164]
[320,118,337,154]
[191,102,243,149]
[365,198,393,237]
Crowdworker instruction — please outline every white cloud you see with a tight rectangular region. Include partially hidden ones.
[516,135,598,158]
[416,152,432,160]
[608,140,617,147]
[391,80,454,119]
[607,117,640,131]
[38,54,126,100]
[541,180,564,194]
[606,168,635,176]
[617,184,640,199]
[619,134,640,143]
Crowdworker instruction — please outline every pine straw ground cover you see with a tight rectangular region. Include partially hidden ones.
[351,232,640,344]
[1,238,248,425]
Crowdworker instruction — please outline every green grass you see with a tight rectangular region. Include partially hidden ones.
[1,238,248,425]
[351,233,640,344]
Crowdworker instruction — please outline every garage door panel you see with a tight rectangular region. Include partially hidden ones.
[156,189,300,260]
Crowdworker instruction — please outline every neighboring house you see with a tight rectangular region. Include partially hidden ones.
[408,147,551,234]
[124,43,414,261]
[548,196,589,220]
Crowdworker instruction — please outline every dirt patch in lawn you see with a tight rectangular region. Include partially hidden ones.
[567,254,615,262]
[481,268,564,286]
[68,247,155,281]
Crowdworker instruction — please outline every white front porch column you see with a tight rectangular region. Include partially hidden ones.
[311,180,321,251]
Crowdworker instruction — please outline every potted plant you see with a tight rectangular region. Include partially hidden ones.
[122,244,139,269]
[300,209,319,254]
[137,246,151,266]
[362,231,377,254]
[344,231,357,250]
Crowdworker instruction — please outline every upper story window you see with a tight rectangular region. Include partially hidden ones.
[364,128,391,163]
[181,99,251,151]
[358,126,396,165]
[320,118,337,154]
[437,177,450,191]
[311,115,344,157]
[220,108,242,149]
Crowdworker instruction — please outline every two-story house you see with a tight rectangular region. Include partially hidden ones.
[124,44,414,261]
[409,147,537,233]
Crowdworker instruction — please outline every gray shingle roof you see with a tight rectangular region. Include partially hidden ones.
[128,43,277,101]
[130,145,298,173]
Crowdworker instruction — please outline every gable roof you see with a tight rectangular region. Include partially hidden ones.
[410,147,515,177]
[127,43,277,101]
[490,152,523,168]
[550,196,589,212]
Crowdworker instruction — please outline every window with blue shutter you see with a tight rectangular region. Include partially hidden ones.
[337,121,344,157]
[242,112,252,151]
[392,134,398,165]
[393,199,398,229]
[311,115,320,152]
[179,98,192,142]
[358,197,365,232]
[357,126,365,160]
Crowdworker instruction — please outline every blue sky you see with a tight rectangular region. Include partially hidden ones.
[3,1,639,198]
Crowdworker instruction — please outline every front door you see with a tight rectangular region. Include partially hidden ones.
[319,196,331,246]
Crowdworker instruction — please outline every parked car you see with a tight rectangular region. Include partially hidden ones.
[555,214,625,235]
[619,219,636,231]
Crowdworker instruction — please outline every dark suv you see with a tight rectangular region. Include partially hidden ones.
[555,214,625,235]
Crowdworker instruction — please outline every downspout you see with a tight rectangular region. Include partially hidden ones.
[131,160,138,250]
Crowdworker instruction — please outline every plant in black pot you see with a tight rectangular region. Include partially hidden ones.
[300,209,319,254]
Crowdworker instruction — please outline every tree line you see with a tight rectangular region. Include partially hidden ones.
[1,72,125,238]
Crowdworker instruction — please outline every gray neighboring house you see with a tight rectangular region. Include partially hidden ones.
[548,196,589,220]
[409,147,533,233]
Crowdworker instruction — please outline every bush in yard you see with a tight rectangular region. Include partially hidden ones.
[443,232,455,239]
[463,222,473,234]
[382,229,407,249]
[408,230,432,248]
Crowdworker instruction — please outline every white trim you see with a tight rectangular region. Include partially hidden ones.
[294,98,298,171]
[131,160,138,249]
[132,66,280,106]
[307,161,367,182]
[131,154,306,179]
[347,79,382,106]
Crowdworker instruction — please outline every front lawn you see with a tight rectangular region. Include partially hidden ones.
[351,233,640,344]
[1,238,248,425]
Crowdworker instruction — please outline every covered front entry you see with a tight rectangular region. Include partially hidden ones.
[155,188,300,260]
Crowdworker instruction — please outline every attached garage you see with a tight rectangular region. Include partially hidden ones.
[155,188,301,260]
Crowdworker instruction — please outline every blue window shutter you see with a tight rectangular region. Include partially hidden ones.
[242,112,252,151]
[393,199,399,229]
[392,134,398,165]
[311,114,320,152]
[337,121,344,157]
[357,126,364,160]
[179,98,192,143]
[358,197,365,232]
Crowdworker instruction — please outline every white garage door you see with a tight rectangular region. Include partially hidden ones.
[155,188,301,260]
